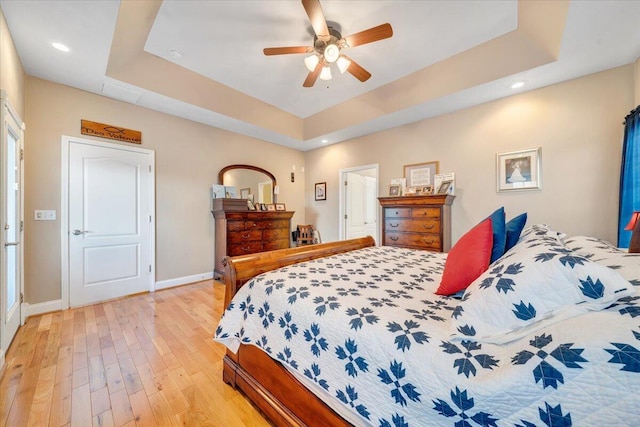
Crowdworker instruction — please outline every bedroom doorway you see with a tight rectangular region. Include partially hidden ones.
[1,93,24,357]
[61,136,155,308]
[339,164,379,244]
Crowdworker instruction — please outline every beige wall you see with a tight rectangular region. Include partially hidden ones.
[304,65,635,245]
[24,77,305,304]
[635,57,640,105]
[0,7,25,117]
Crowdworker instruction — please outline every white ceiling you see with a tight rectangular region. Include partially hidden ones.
[2,0,640,151]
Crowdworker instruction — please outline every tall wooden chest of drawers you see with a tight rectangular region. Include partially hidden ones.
[212,199,294,279]
[378,195,454,252]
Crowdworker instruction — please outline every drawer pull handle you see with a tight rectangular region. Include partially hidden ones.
[395,211,400,215]
[390,223,399,228]
[423,239,435,244]
[422,224,434,230]
[390,236,399,241]
[242,234,251,239]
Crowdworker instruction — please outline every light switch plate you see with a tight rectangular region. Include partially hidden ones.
[34,210,56,220]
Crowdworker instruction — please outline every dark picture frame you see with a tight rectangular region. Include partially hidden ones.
[315,182,326,201]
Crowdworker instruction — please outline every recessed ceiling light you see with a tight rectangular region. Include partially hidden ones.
[511,81,525,89]
[51,42,70,52]
[168,49,183,59]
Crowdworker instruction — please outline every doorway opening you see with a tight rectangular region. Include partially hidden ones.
[339,164,379,244]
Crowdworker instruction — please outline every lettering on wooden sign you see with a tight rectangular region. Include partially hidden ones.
[81,120,142,144]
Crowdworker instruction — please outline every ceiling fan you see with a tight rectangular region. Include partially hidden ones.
[263,0,393,87]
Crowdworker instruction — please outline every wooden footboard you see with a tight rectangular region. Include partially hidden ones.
[221,236,375,427]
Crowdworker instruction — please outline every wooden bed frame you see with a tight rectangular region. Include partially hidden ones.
[221,236,376,426]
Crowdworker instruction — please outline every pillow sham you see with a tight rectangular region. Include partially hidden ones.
[450,225,635,344]
[505,213,527,252]
[487,207,506,263]
[436,218,493,296]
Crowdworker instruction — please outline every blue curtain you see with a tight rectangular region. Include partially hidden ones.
[618,105,640,247]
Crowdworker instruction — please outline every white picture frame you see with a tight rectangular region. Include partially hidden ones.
[496,147,542,192]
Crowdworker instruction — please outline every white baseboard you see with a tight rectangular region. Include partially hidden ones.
[22,274,212,318]
[24,299,62,318]
[155,271,213,291]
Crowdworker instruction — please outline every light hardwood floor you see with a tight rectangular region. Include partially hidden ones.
[0,280,272,426]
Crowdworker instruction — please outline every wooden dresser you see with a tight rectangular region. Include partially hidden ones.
[212,199,294,279]
[378,195,454,252]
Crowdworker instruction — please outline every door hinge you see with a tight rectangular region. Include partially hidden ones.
[149,215,152,223]
[149,165,151,173]
[20,149,24,161]
[344,214,348,219]
[149,265,152,273]
[20,293,23,303]
[344,180,348,186]
[20,221,23,232]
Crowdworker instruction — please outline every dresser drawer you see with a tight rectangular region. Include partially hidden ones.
[228,241,264,256]
[228,230,262,243]
[385,208,411,218]
[263,228,290,240]
[247,220,290,230]
[384,232,441,251]
[228,221,246,231]
[263,239,290,251]
[385,219,440,233]
[412,207,441,219]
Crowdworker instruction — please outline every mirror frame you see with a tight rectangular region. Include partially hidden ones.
[218,164,277,202]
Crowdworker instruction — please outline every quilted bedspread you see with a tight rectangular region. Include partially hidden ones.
[215,236,640,426]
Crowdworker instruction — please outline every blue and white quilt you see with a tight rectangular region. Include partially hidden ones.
[215,226,640,427]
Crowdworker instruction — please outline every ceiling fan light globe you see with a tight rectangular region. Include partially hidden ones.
[337,56,351,74]
[323,44,340,63]
[319,66,332,81]
[304,54,320,72]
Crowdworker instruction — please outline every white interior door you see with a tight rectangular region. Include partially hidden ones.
[1,93,24,354]
[363,176,377,238]
[340,165,379,243]
[346,173,367,239]
[66,138,154,307]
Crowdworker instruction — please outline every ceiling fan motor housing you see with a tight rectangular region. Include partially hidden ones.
[314,27,344,61]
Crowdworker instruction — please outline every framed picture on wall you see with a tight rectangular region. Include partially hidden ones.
[496,147,542,192]
[404,161,439,188]
[315,182,326,201]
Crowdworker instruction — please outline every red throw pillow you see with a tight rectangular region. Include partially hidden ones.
[436,218,493,296]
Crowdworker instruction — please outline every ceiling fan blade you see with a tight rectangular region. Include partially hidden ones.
[302,0,330,40]
[342,55,371,82]
[343,23,393,48]
[303,62,323,87]
[263,46,312,56]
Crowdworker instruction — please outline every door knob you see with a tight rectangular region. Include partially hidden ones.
[72,230,89,235]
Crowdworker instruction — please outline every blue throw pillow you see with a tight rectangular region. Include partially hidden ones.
[487,207,506,263]
[505,213,528,251]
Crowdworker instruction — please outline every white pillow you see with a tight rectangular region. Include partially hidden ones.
[450,225,635,344]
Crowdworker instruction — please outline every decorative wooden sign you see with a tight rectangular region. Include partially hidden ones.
[81,120,142,144]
